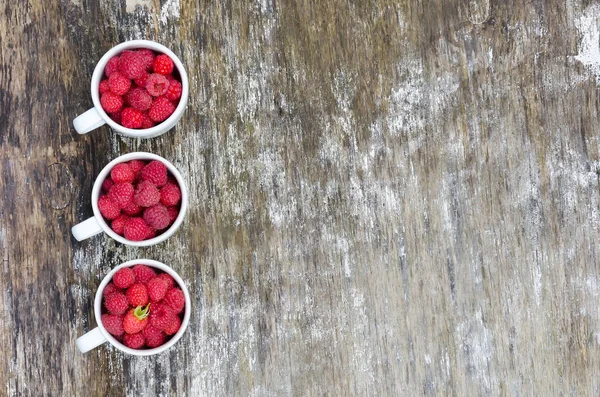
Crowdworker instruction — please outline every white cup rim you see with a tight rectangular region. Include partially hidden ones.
[90,40,189,138]
[91,152,188,247]
[94,259,192,356]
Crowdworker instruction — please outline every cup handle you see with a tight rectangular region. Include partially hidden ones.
[76,327,107,353]
[73,108,106,134]
[72,217,103,241]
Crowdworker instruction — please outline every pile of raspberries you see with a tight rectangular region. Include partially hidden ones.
[99,159,182,241]
[101,265,186,349]
[99,49,182,129]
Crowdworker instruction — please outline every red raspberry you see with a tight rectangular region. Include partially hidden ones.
[134,180,160,207]
[109,111,122,124]
[165,80,182,101]
[105,292,129,315]
[126,283,149,306]
[141,160,168,187]
[105,56,120,77]
[103,282,121,298]
[121,107,143,129]
[164,288,185,313]
[133,264,156,284]
[102,313,125,336]
[122,200,143,216]
[164,315,181,335]
[146,228,157,239]
[123,332,145,349]
[137,49,155,71]
[118,50,146,79]
[146,74,169,97]
[141,112,155,129]
[129,160,146,176]
[111,214,130,235]
[102,177,114,192]
[108,182,134,208]
[98,195,121,220]
[100,92,123,113]
[127,87,152,111]
[147,278,168,302]
[134,72,150,87]
[143,204,170,230]
[108,71,131,95]
[113,267,136,289]
[167,206,179,223]
[164,74,176,82]
[124,217,152,241]
[111,163,135,183]
[148,96,175,122]
[99,79,110,94]
[142,326,165,348]
[157,273,176,290]
[153,54,174,75]
[123,304,150,334]
[160,182,181,206]
[150,303,177,330]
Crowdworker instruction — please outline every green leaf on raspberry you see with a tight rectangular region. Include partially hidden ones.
[134,303,151,320]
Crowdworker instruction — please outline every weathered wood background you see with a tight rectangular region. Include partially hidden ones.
[2,0,600,395]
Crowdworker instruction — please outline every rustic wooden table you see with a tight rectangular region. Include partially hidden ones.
[3,0,600,395]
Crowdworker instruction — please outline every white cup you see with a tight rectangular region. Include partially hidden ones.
[73,40,189,138]
[76,259,192,355]
[71,152,188,247]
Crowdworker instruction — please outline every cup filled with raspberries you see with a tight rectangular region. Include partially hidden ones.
[71,152,188,246]
[76,259,191,355]
[73,40,188,138]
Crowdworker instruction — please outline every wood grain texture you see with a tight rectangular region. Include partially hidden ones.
[2,0,600,395]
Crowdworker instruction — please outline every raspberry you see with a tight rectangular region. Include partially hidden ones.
[141,112,155,129]
[113,267,136,289]
[123,332,145,349]
[108,182,134,208]
[111,163,135,183]
[105,292,129,315]
[145,74,169,97]
[134,72,150,87]
[127,87,152,111]
[123,304,150,334]
[150,304,177,330]
[147,278,168,302]
[103,282,121,298]
[100,92,123,113]
[99,79,110,94]
[121,107,143,129]
[98,195,121,220]
[126,283,149,306]
[146,228,157,239]
[105,56,120,77]
[142,326,165,348]
[108,71,131,96]
[165,80,182,101]
[137,49,155,71]
[124,217,152,241]
[153,54,174,75]
[122,200,143,216]
[102,313,125,336]
[160,182,181,206]
[129,160,146,176]
[118,50,146,79]
[164,288,185,313]
[133,264,156,284]
[167,206,179,223]
[109,111,122,124]
[134,180,160,207]
[111,214,130,235]
[141,161,168,187]
[157,273,176,290]
[143,204,170,229]
[148,96,175,122]
[164,315,181,335]
[165,74,176,82]
[102,177,114,192]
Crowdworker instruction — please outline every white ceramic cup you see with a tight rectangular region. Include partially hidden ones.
[73,40,189,138]
[71,152,188,247]
[76,259,192,355]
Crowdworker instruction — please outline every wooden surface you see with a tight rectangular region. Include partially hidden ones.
[3,0,600,395]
